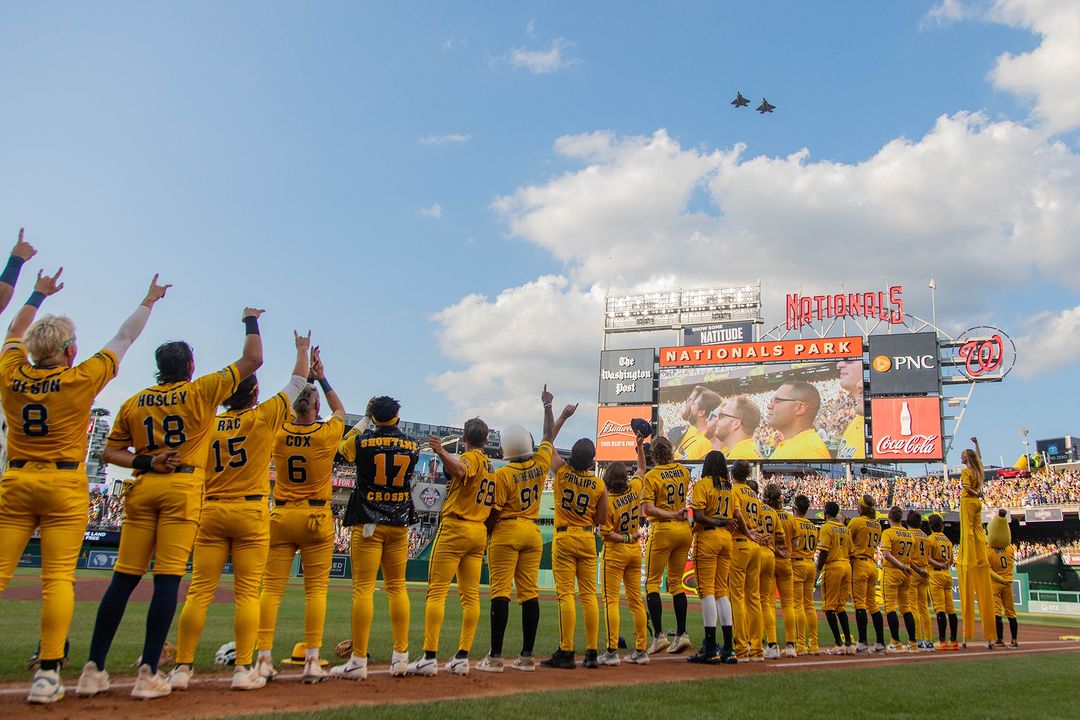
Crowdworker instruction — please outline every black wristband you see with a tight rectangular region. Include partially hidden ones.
[26,291,46,309]
[243,316,260,335]
[317,377,332,394]
[132,454,154,472]
[0,255,25,286]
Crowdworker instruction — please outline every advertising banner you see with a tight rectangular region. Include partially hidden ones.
[1024,507,1063,523]
[868,331,939,395]
[659,337,863,368]
[1035,437,1070,464]
[869,397,943,460]
[596,405,653,461]
[658,360,865,461]
[598,348,656,404]
[682,321,754,347]
[412,481,448,514]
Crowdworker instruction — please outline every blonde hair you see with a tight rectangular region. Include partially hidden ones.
[25,315,76,365]
[293,384,319,416]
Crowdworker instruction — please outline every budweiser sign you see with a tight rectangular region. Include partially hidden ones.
[786,285,905,331]
[869,397,943,461]
[596,405,652,462]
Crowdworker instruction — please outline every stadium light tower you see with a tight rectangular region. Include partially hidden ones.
[1020,426,1030,459]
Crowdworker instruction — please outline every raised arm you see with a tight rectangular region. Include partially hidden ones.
[102,274,171,362]
[5,268,63,345]
[0,229,36,314]
[277,330,311,404]
[635,435,647,477]
[971,436,981,460]
[310,346,345,420]
[540,385,554,441]
[550,403,577,445]
[429,435,466,480]
[234,307,265,380]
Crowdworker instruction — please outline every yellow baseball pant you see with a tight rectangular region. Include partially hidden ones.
[907,571,932,640]
[423,517,485,654]
[992,582,1016,619]
[115,471,204,576]
[883,568,912,615]
[257,502,334,651]
[0,465,88,662]
[958,495,997,641]
[644,521,692,595]
[930,571,955,614]
[758,545,777,644]
[773,557,796,646]
[791,558,819,654]
[553,527,599,652]
[822,562,851,613]
[350,524,410,656]
[601,541,647,652]
[177,498,269,666]
[487,518,542,602]
[728,536,761,659]
[852,557,879,613]
[693,529,731,598]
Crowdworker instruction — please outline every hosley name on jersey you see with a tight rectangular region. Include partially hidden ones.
[136,390,188,407]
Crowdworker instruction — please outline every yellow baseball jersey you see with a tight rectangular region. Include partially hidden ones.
[929,531,954,569]
[817,520,850,563]
[602,476,643,535]
[960,466,982,498]
[789,517,819,560]
[203,392,290,498]
[837,415,865,460]
[990,545,1014,582]
[0,342,117,462]
[847,516,883,559]
[271,416,344,502]
[108,364,241,471]
[643,462,690,513]
[775,508,795,555]
[493,441,552,521]
[881,526,915,564]
[910,528,930,569]
[689,475,731,535]
[676,425,712,460]
[770,428,831,460]
[439,448,495,522]
[553,464,604,528]
[760,505,784,548]
[731,482,761,536]
[725,437,762,460]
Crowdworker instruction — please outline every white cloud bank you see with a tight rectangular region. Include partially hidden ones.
[506,38,580,75]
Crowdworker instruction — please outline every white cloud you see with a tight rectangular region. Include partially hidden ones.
[441,35,466,52]
[1014,305,1080,378]
[419,133,471,145]
[526,19,537,38]
[506,38,580,75]
[420,203,443,219]
[923,0,988,26]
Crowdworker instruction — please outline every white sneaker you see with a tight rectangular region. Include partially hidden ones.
[329,656,367,681]
[168,664,193,690]
[131,664,171,700]
[885,643,907,654]
[445,656,469,676]
[855,642,869,654]
[825,645,847,656]
[76,662,110,698]
[782,645,798,658]
[749,655,765,662]
[407,656,438,677]
[390,650,409,677]
[256,656,277,681]
[666,633,692,654]
[27,669,64,704]
[509,655,536,672]
[917,641,932,653]
[302,659,327,684]
[475,654,503,673]
[627,650,650,665]
[845,644,857,655]
[231,665,267,691]
[597,650,621,666]
[647,635,670,655]
[763,645,781,660]
[870,643,886,654]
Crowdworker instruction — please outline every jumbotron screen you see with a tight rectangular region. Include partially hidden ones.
[657,359,865,462]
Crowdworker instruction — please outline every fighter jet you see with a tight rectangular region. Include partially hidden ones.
[731,91,749,108]
[756,98,776,114]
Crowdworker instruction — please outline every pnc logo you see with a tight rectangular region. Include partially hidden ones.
[872,355,892,373]
[873,354,936,373]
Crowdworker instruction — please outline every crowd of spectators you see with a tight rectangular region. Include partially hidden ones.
[87,489,124,528]
[986,469,1080,508]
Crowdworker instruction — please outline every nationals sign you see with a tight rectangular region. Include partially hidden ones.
[659,336,863,367]
[869,397,943,460]
[596,405,652,461]
[786,286,905,331]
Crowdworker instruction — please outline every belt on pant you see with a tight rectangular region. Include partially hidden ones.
[498,517,538,524]
[8,460,80,470]
[734,537,749,543]
[274,498,326,507]
[206,495,265,502]
[651,519,673,523]
[698,527,717,532]
[556,526,591,533]
[855,555,872,560]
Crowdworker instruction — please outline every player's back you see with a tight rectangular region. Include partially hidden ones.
[929,531,954,569]
[990,545,1014,581]
[493,441,552,522]
[910,528,930,568]
[204,392,290,498]
[820,520,851,563]
[848,516,882,558]
[0,343,117,463]
[881,526,914,563]
[440,448,496,522]
[760,505,782,548]
[643,462,690,514]
[775,508,795,555]
[789,517,818,559]
[603,476,643,536]
[731,482,761,535]
[272,416,343,502]
[554,464,604,528]
[690,475,730,534]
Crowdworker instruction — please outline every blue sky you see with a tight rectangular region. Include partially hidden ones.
[1,1,1077,470]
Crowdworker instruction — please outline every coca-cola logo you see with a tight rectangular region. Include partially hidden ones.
[874,434,939,455]
[599,420,632,436]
